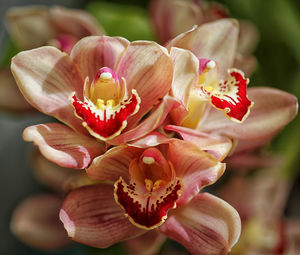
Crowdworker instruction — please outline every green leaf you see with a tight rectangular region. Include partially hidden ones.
[86,2,155,41]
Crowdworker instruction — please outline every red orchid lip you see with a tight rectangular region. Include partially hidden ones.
[71,67,141,141]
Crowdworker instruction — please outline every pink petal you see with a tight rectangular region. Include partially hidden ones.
[165,125,233,161]
[169,47,199,124]
[32,149,78,192]
[109,95,179,145]
[130,132,171,148]
[0,67,31,111]
[124,230,166,255]
[159,193,241,255]
[11,194,71,250]
[23,123,105,169]
[199,87,298,143]
[49,6,105,38]
[115,41,174,128]
[233,54,257,77]
[237,20,259,55]
[11,46,87,134]
[31,149,98,193]
[166,19,239,75]
[6,6,54,49]
[149,0,202,44]
[86,145,143,182]
[70,36,129,82]
[60,183,146,248]
[167,140,225,205]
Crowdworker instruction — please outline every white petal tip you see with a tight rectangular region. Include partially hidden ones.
[59,209,75,238]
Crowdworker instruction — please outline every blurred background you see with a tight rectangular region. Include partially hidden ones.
[0,0,299,254]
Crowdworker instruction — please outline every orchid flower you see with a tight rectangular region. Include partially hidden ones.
[218,169,300,255]
[10,151,98,250]
[164,19,298,157]
[149,0,259,75]
[10,35,178,169]
[59,139,241,255]
[0,5,105,112]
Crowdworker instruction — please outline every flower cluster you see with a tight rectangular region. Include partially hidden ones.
[7,1,298,255]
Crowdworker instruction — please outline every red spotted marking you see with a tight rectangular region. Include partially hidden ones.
[72,93,139,139]
[210,70,253,122]
[114,178,182,229]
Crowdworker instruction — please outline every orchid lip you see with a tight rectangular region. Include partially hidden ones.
[113,148,183,230]
[70,67,141,141]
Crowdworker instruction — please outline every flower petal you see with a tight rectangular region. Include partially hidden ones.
[149,0,202,44]
[11,46,86,134]
[49,6,105,38]
[167,140,225,205]
[87,145,143,182]
[70,36,129,82]
[115,41,174,127]
[165,125,232,161]
[6,6,54,49]
[166,19,239,75]
[124,229,166,255]
[23,123,105,169]
[159,193,241,255]
[109,95,179,145]
[237,20,259,55]
[130,132,171,148]
[60,183,146,248]
[11,194,71,250]
[169,47,199,124]
[0,67,31,111]
[199,87,298,144]
[32,149,78,192]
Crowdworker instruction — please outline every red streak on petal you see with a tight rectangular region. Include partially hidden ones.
[72,92,139,139]
[210,70,253,122]
[114,178,182,229]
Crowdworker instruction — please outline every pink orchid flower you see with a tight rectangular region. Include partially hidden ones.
[1,5,104,112]
[10,151,98,250]
[163,19,298,158]
[149,0,259,76]
[59,139,241,255]
[218,169,300,255]
[10,35,178,169]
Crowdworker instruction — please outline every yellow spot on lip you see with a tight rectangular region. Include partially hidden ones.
[204,86,214,92]
[100,72,112,80]
[143,156,155,164]
[145,179,153,192]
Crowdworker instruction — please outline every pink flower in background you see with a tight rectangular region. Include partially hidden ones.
[164,19,298,158]
[218,169,300,255]
[6,6,104,53]
[59,139,241,255]
[0,5,105,112]
[149,0,259,76]
[10,36,178,169]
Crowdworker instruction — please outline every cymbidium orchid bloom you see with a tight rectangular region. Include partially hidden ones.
[6,6,104,52]
[59,139,241,255]
[219,169,300,255]
[10,35,178,169]
[149,0,259,75]
[0,5,104,112]
[10,151,98,250]
[164,19,298,157]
